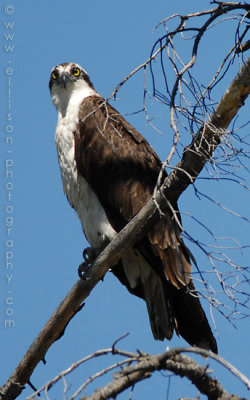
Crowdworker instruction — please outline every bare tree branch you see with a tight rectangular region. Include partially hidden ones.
[26,346,250,400]
[1,2,249,398]
[1,53,249,400]
[81,353,225,400]
[163,57,250,201]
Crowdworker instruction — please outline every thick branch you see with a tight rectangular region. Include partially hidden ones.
[27,347,250,400]
[164,57,250,201]
[1,59,249,400]
[80,349,247,400]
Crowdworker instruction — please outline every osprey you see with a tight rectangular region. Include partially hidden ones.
[49,62,217,353]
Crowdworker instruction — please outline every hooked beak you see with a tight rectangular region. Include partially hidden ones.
[58,72,73,89]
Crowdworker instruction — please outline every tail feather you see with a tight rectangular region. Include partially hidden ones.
[141,267,174,341]
[120,248,174,340]
[171,281,218,353]
[112,248,217,353]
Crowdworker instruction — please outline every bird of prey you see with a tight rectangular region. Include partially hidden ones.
[49,62,218,353]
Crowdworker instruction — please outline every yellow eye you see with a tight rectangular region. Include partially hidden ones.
[51,71,58,80]
[72,67,80,77]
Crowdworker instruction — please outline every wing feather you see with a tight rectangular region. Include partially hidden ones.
[74,95,217,353]
[75,95,191,288]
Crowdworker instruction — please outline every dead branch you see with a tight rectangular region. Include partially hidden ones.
[1,2,250,397]
[1,54,249,400]
[81,353,227,400]
[163,57,250,201]
[26,346,250,400]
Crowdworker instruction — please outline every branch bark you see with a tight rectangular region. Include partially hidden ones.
[1,59,249,400]
[80,351,233,400]
[163,57,250,201]
[27,347,250,400]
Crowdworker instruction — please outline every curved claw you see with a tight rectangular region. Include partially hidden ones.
[78,260,91,279]
[78,247,99,279]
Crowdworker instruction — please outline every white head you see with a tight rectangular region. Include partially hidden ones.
[49,62,96,116]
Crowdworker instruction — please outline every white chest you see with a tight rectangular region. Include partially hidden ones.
[55,101,116,248]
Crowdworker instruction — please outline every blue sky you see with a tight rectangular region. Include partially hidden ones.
[0,1,249,399]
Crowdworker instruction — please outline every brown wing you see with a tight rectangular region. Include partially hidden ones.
[75,95,191,288]
[75,95,218,353]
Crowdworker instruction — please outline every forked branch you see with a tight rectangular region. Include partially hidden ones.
[0,1,249,397]
[27,346,250,400]
[1,55,249,400]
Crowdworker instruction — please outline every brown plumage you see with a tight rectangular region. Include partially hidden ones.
[50,63,217,353]
[75,95,218,353]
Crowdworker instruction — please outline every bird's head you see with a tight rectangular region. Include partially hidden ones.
[49,62,95,115]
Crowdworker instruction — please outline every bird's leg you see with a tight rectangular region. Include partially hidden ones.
[78,247,100,279]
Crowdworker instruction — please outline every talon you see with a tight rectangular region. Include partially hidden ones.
[78,247,99,279]
[82,248,90,261]
[82,247,99,261]
[78,261,90,279]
